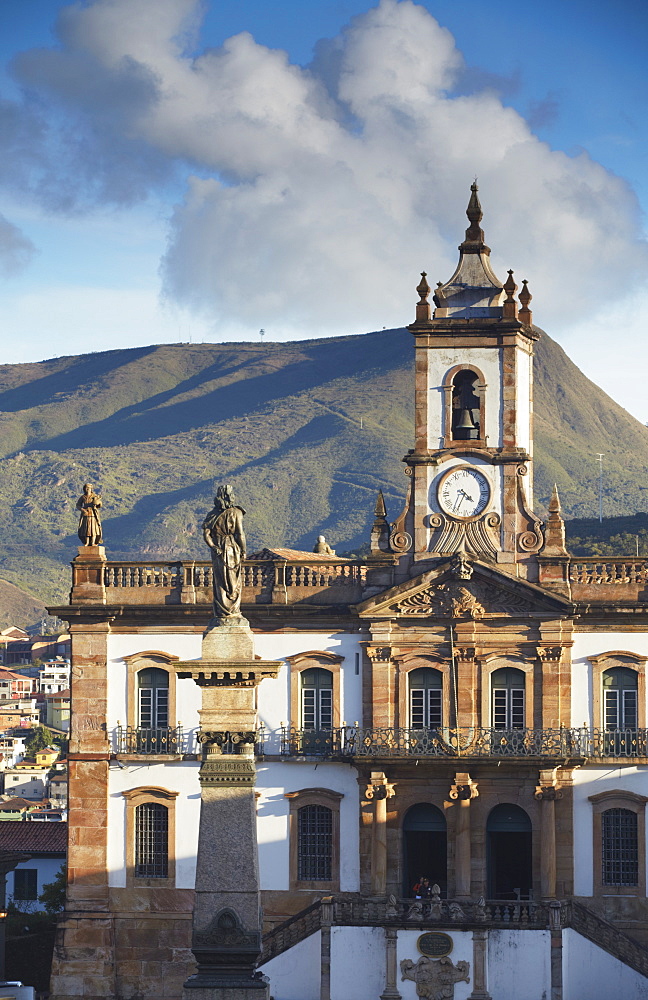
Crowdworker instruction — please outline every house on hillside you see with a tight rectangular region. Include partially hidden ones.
[49,189,648,1000]
[3,763,49,800]
[0,820,66,909]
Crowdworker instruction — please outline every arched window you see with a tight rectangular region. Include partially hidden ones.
[137,667,169,729]
[491,667,525,730]
[603,668,638,730]
[409,668,443,729]
[301,668,333,731]
[487,804,532,899]
[298,804,332,881]
[451,369,481,441]
[602,808,638,887]
[135,802,168,878]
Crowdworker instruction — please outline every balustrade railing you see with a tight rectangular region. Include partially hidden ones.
[276,726,648,759]
[98,556,367,604]
[114,725,186,755]
[569,558,647,586]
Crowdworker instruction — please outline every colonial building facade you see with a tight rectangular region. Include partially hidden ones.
[50,188,648,1000]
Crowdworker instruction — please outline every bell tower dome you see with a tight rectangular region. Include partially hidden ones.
[399,184,542,577]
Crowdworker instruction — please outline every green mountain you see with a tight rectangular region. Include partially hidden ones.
[0,327,646,605]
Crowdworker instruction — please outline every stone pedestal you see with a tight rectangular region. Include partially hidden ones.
[176,616,281,1000]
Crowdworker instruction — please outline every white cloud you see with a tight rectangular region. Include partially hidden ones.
[3,0,647,346]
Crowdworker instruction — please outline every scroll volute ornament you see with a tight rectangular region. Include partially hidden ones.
[449,773,478,801]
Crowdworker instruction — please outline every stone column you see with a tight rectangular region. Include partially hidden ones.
[449,773,478,899]
[365,772,396,895]
[535,769,562,899]
[468,928,491,1000]
[380,927,402,1000]
[176,619,281,1000]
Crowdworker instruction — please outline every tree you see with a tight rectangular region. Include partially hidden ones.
[38,864,66,915]
[24,725,53,754]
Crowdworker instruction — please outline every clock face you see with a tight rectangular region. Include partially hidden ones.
[437,466,491,519]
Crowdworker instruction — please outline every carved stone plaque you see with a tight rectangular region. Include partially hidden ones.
[417,932,453,958]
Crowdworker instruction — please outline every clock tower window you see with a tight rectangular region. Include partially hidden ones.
[451,369,481,440]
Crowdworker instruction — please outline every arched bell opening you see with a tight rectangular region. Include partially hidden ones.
[487,803,532,900]
[451,369,481,441]
[402,802,447,898]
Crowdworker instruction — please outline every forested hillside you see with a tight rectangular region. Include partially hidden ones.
[0,327,646,603]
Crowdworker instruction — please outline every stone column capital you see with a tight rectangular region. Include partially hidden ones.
[365,771,396,800]
[535,767,563,800]
[450,772,479,800]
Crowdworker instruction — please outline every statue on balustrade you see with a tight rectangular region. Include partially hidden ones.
[76,483,103,546]
[202,484,247,619]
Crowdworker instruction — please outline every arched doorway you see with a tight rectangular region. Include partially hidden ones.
[403,803,447,897]
[487,804,532,900]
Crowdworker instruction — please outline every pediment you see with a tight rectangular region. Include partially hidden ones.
[356,553,572,620]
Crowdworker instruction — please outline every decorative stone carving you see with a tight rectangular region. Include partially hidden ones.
[400,955,470,999]
[428,511,501,561]
[202,483,247,620]
[76,483,103,545]
[393,577,536,620]
[365,776,396,800]
[449,774,479,801]
[407,899,424,921]
[197,730,257,750]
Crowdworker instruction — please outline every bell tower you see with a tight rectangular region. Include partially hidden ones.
[400,184,543,577]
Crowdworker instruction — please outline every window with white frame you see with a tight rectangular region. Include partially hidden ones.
[491,667,525,730]
[603,668,638,730]
[137,667,169,729]
[300,668,333,731]
[409,667,443,729]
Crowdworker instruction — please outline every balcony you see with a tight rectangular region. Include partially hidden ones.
[272,726,648,760]
[114,725,187,756]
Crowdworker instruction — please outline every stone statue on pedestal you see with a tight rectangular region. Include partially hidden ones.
[202,485,246,620]
[76,483,103,546]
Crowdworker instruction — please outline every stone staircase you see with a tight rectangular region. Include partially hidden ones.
[260,893,648,979]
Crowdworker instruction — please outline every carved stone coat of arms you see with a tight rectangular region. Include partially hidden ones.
[401,955,470,1000]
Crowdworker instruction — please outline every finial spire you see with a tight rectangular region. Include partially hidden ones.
[414,271,432,325]
[519,279,533,326]
[461,181,487,249]
[541,484,568,556]
[370,490,391,554]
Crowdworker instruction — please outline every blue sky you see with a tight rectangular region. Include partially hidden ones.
[0,0,647,421]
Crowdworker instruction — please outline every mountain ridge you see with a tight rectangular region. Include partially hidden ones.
[0,327,646,604]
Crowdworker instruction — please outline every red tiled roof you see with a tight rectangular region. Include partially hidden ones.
[0,820,67,852]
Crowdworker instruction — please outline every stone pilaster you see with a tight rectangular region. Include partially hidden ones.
[449,773,478,899]
[380,927,402,1000]
[468,928,491,1000]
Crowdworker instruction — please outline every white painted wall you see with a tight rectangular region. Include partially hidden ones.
[515,345,533,458]
[563,928,648,1000]
[330,926,384,1000]
[572,765,648,897]
[426,349,502,448]
[253,632,367,737]
[107,759,201,888]
[257,761,360,892]
[487,929,550,999]
[571,632,648,728]
[106,629,365,752]
[9,856,63,909]
[260,930,321,1000]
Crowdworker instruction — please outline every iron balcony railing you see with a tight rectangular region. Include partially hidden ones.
[275,726,648,759]
[112,725,648,759]
[115,725,186,755]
